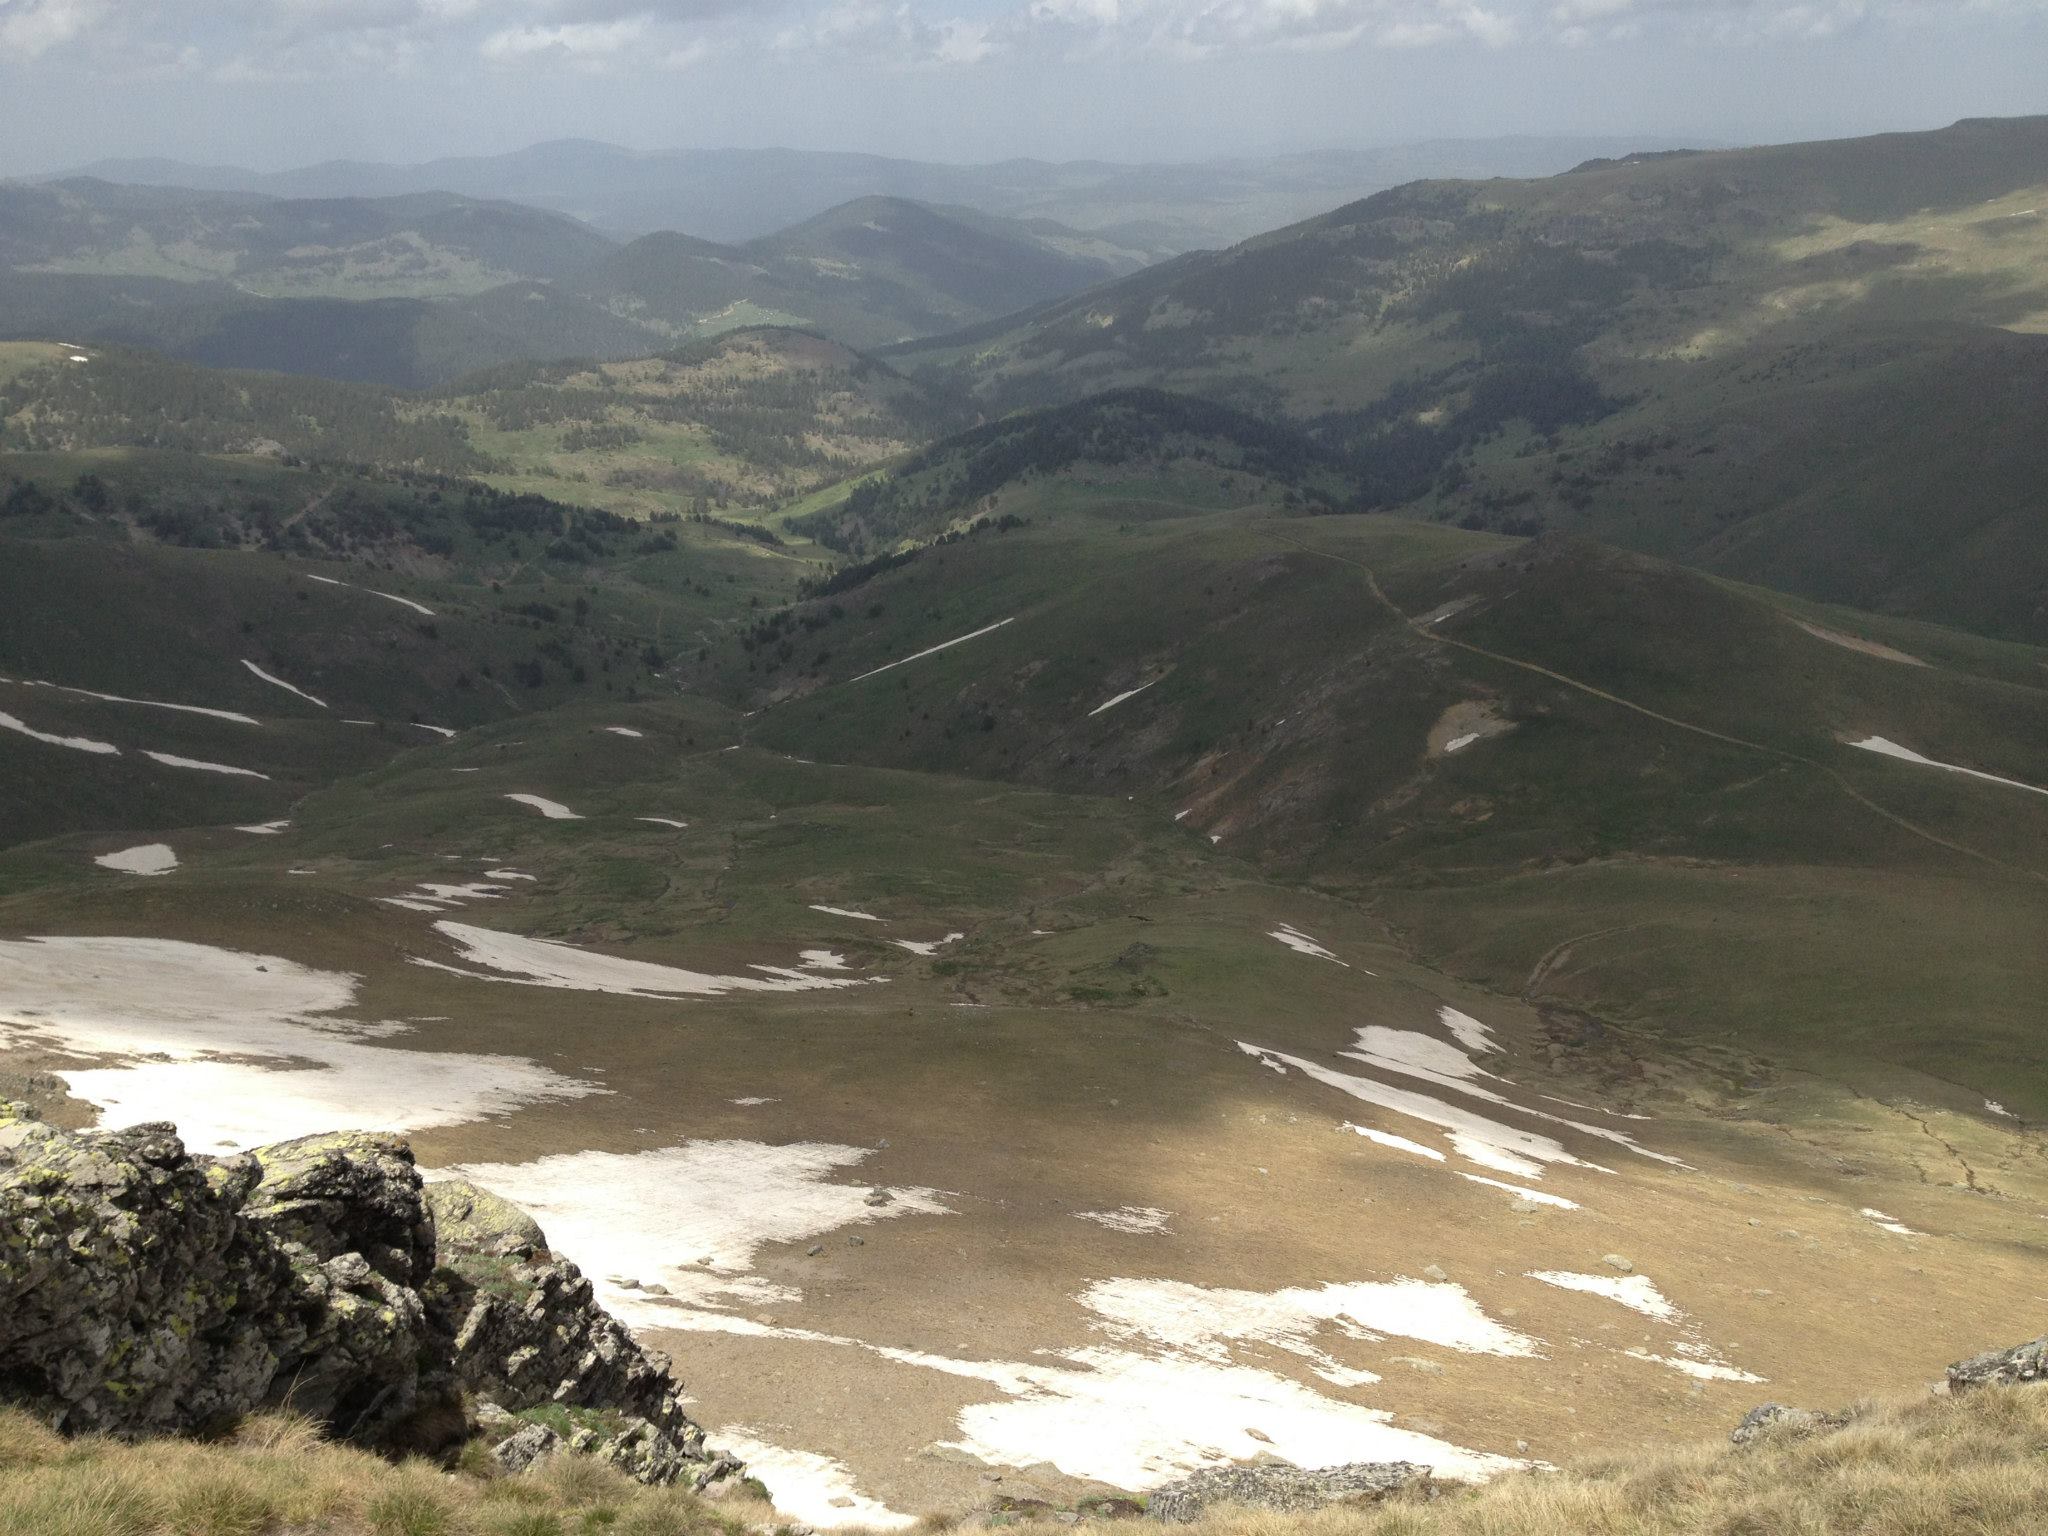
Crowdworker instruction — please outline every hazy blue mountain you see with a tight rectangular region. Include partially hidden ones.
[58,135,1714,250]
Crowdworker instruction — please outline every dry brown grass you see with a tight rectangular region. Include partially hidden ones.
[1176,1387,2048,1536]
[0,1409,784,1536]
[5,1387,2048,1536]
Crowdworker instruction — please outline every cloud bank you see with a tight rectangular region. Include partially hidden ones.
[3,0,2035,74]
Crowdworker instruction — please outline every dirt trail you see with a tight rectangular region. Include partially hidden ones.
[1263,528,2044,884]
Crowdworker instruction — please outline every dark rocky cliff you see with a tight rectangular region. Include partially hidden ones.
[0,1106,741,1488]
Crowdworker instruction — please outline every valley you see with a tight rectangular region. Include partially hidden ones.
[3,114,2047,1533]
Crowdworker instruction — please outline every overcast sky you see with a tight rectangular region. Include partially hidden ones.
[1,0,2042,173]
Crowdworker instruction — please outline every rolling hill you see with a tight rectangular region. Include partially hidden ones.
[0,183,1150,386]
[0,330,951,519]
[582,196,1147,352]
[6,119,2048,1528]
[5,412,2048,1524]
[0,179,615,297]
[887,115,2048,641]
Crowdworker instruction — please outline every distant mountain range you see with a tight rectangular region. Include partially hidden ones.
[51,136,1715,251]
[0,179,1150,384]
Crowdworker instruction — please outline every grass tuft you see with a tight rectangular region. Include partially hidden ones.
[8,1388,2048,1536]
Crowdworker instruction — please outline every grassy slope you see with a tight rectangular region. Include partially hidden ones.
[886,116,2048,641]
[437,329,957,519]
[0,453,813,849]
[2,332,947,524]
[10,1372,2048,1534]
[714,478,2048,1109]
[0,1408,780,1536]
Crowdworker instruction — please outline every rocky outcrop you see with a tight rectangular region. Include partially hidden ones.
[0,1107,739,1489]
[421,1179,730,1486]
[1949,1336,2048,1394]
[1146,1462,1437,1522]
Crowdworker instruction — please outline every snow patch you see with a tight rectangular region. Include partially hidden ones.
[605,726,645,738]
[0,936,593,1153]
[414,921,879,999]
[637,817,689,829]
[143,751,268,779]
[1439,1007,1498,1055]
[708,1431,915,1531]
[1332,1027,1679,1169]
[1849,736,2047,798]
[1446,1134,1544,1179]
[95,844,177,877]
[1444,733,1481,754]
[1269,924,1348,966]
[1859,1207,1922,1237]
[642,1293,1532,1489]
[878,1345,1526,1489]
[1241,1042,1643,1180]
[1089,679,1159,718]
[891,933,964,956]
[5,679,257,725]
[505,793,581,820]
[849,617,1015,683]
[809,904,882,922]
[235,821,290,835]
[1350,1026,1503,1090]
[446,1141,949,1323]
[1458,1175,1580,1210]
[240,659,326,710]
[1527,1271,1682,1323]
[1624,1349,1764,1384]
[1086,1276,1540,1366]
[1077,1206,1172,1234]
[1344,1124,1446,1161]
[0,710,119,755]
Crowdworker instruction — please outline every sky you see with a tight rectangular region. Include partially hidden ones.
[0,0,2043,173]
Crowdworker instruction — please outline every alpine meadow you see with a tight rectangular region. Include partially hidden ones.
[3,7,2048,1534]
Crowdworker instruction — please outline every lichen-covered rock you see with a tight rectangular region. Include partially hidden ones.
[0,1108,736,1488]
[1949,1336,2048,1394]
[247,1132,436,1289]
[422,1179,726,1488]
[424,1179,545,1259]
[1146,1463,1437,1522]
[494,1422,566,1474]
[1729,1404,1849,1446]
[0,1112,294,1438]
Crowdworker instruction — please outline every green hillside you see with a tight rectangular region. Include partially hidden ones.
[716,463,2048,1105]
[7,122,2048,1524]
[584,196,1146,352]
[0,331,951,525]
[0,179,615,297]
[0,184,1151,386]
[887,116,2048,640]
